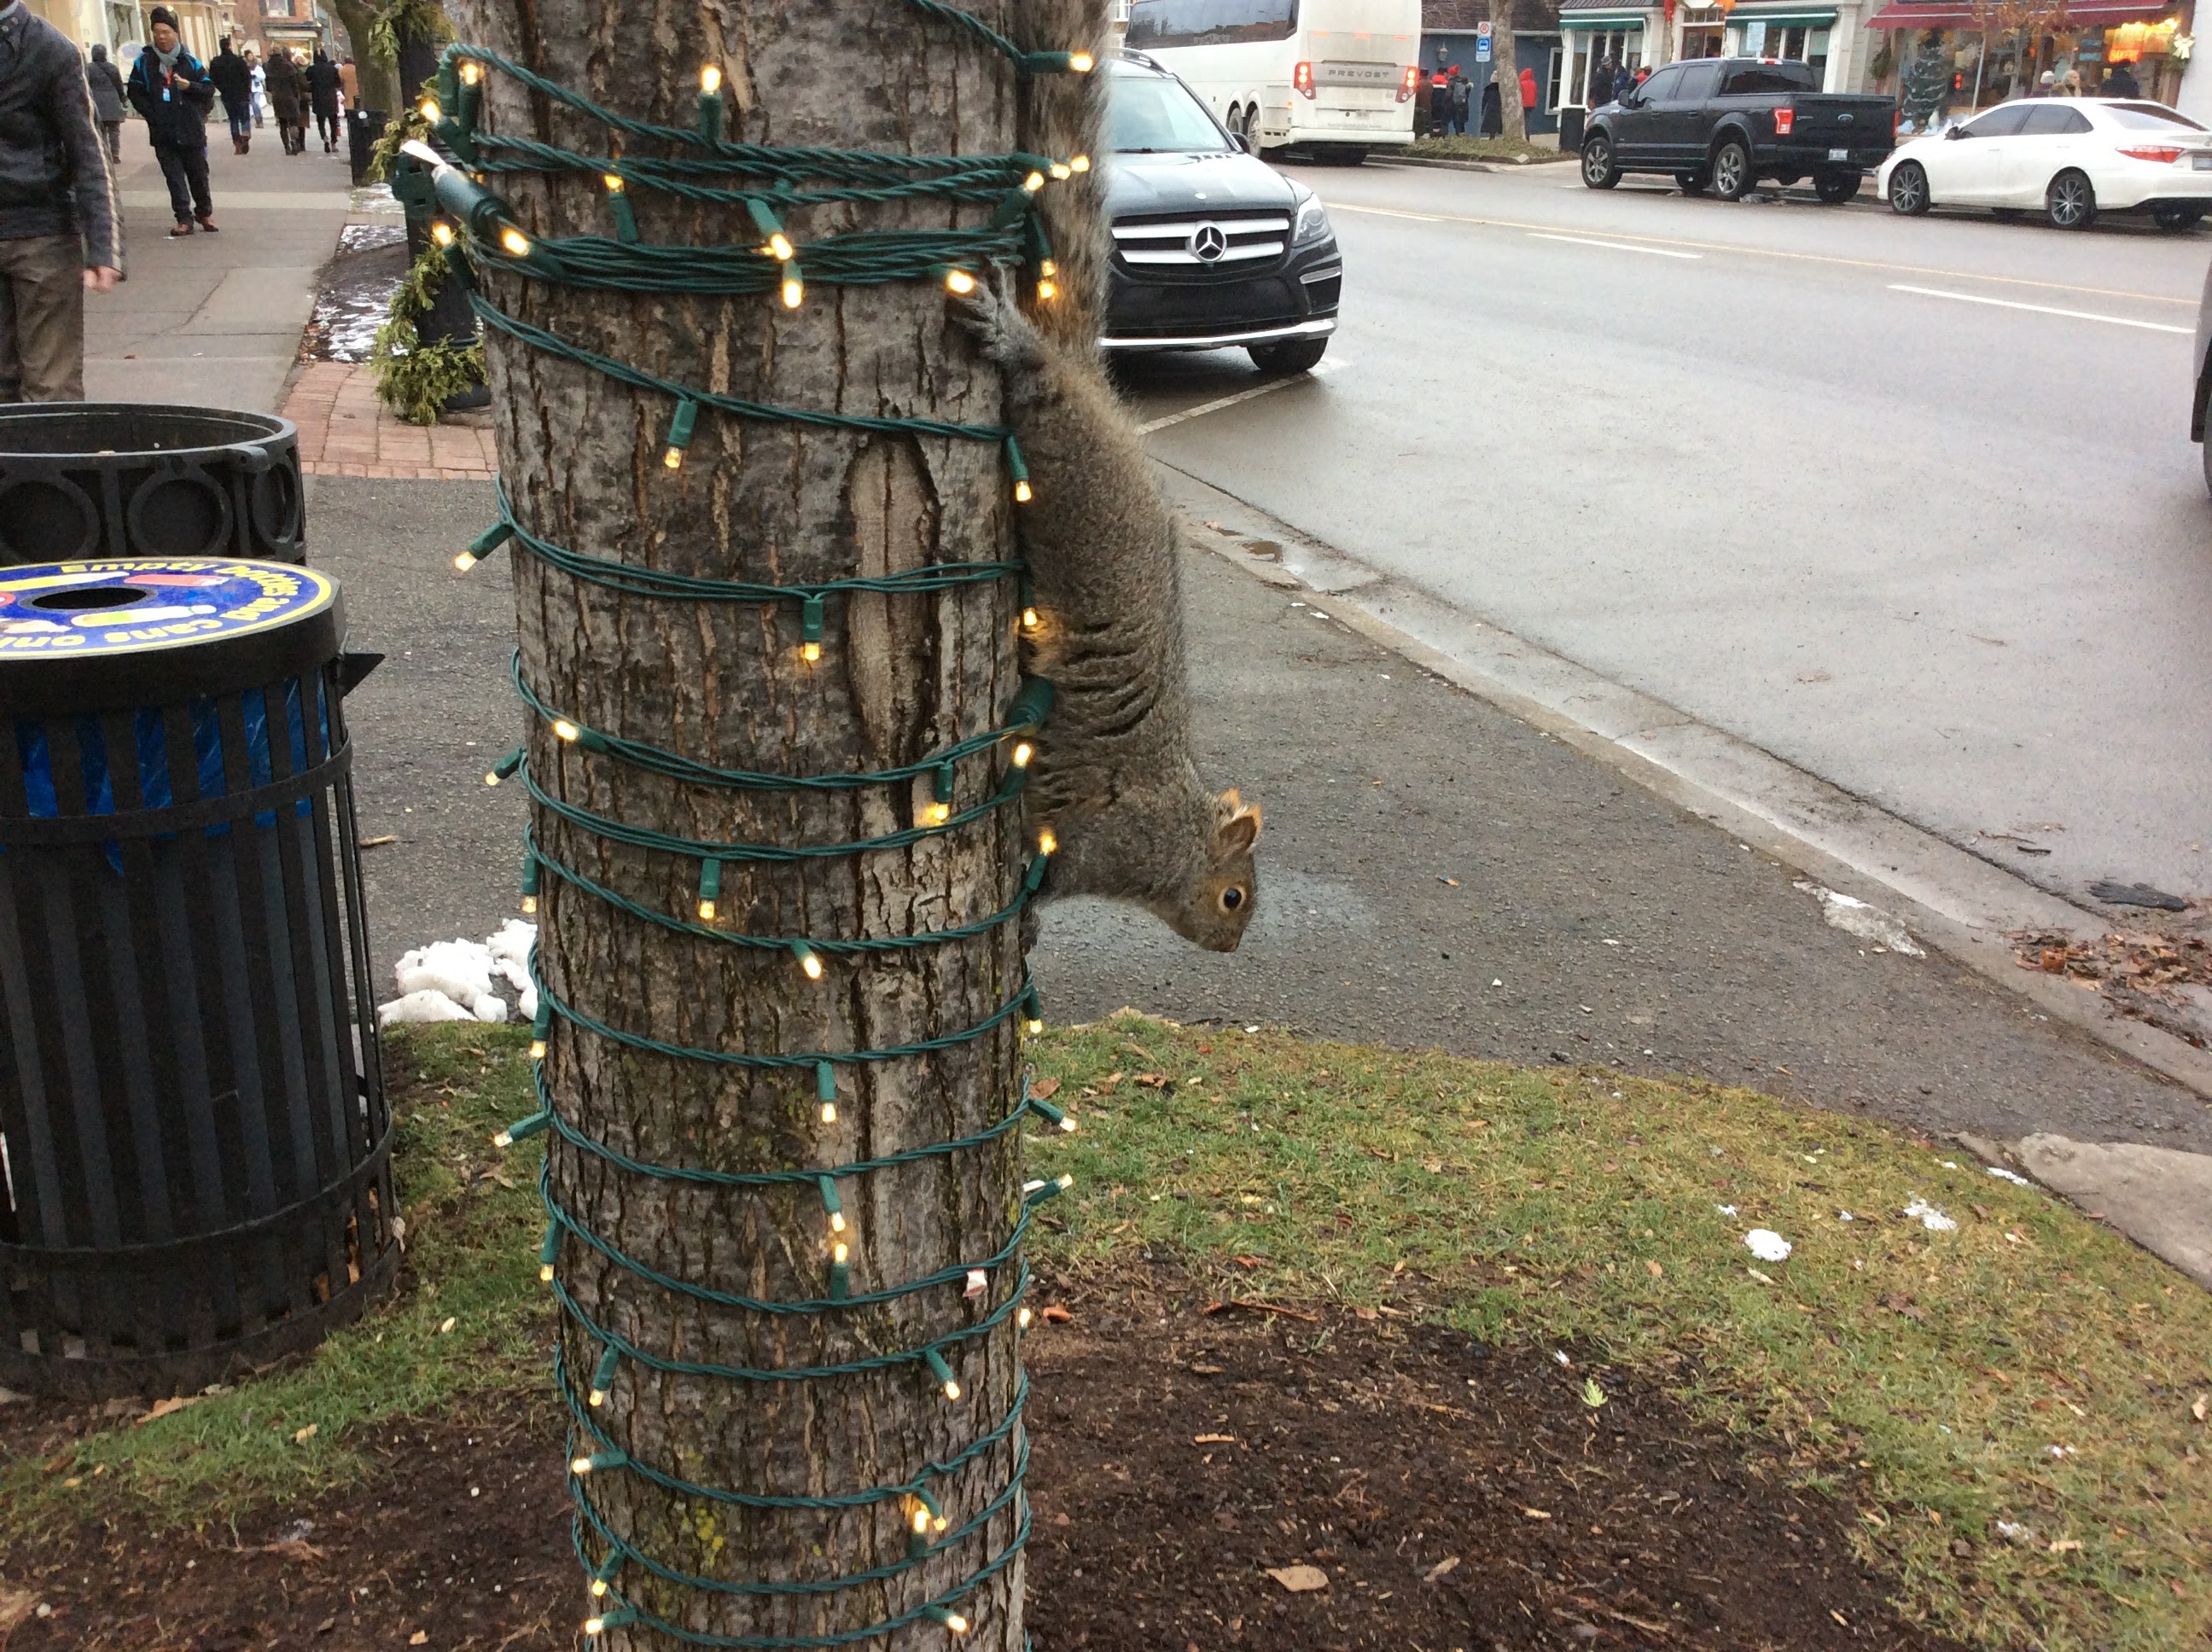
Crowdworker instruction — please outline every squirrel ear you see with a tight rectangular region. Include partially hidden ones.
[1217,800,1262,852]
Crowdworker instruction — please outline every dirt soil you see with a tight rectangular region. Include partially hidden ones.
[1,1268,1962,1652]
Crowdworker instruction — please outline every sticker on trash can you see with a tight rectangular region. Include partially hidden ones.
[0,560,335,655]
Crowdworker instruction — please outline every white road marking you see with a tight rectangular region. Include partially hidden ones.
[1887,283,2192,334]
[1329,203,1447,222]
[1528,231,1702,259]
[1135,358,1345,435]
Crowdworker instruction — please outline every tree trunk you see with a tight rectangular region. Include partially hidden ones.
[1492,0,1526,144]
[443,1,1077,1644]
[327,0,401,114]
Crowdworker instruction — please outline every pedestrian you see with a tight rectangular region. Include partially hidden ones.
[2060,67,2081,96]
[339,55,358,111]
[1481,74,1502,136]
[85,42,126,166]
[246,46,265,126]
[266,46,305,154]
[1613,59,1634,102]
[0,0,120,402]
[2036,69,2056,95]
[126,8,218,238]
[209,36,252,154]
[1448,67,1471,136]
[2105,61,2140,97]
[1429,67,1450,135]
[306,48,341,152]
[1521,62,1539,113]
[1590,52,1614,110]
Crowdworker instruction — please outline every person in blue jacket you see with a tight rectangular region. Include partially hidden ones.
[126,8,218,238]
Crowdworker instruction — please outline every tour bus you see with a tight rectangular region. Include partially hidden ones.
[1123,0,1423,161]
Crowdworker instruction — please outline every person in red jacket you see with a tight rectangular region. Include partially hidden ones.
[1520,64,1539,110]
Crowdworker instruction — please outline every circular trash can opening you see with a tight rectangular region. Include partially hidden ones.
[0,557,393,1399]
[0,404,304,567]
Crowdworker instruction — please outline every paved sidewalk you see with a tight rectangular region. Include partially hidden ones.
[89,123,365,412]
[287,361,498,479]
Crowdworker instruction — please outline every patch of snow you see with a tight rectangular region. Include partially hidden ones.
[1996,1521,2034,1545]
[1791,880,1926,957]
[377,988,478,1027]
[1744,1229,1793,1263]
[1903,1197,1958,1232]
[1714,1204,1738,1217]
[1987,1165,2033,1187]
[381,922,540,1027]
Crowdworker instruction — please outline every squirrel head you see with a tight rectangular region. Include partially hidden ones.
[1160,789,1261,952]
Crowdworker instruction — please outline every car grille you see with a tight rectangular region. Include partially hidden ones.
[1108,274,1305,338]
[1112,212,1290,268]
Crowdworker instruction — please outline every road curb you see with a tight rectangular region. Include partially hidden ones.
[1157,467,2212,1106]
[1368,153,1575,174]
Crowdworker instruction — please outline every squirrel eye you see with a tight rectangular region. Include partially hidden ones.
[1220,887,1244,911]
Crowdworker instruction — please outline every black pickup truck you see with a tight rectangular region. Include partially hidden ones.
[1580,58,1895,202]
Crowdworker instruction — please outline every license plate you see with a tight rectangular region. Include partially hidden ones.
[1828,147,1849,160]
[2193,154,2212,169]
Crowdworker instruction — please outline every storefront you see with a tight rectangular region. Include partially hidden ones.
[1866,2,2197,114]
[1419,26,1568,134]
[1558,7,1656,108]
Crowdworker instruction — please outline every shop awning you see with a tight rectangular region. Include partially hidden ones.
[1560,11,1650,28]
[1868,1,2174,24]
[1731,9,1840,22]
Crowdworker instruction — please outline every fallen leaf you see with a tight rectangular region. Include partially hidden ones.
[1746,1267,1774,1284]
[2193,1394,2208,1422]
[1194,1433,1236,1445]
[1029,1077,1061,1101]
[0,1589,35,1633]
[410,1634,429,1646]
[1266,1564,1329,1593]
[2049,1539,2082,1555]
[1644,1259,1664,1278]
[1041,1305,1072,1323]
[1132,1073,1169,1089]
[437,1316,457,1335]
[1232,1255,1266,1270]
[1423,1556,1459,1582]
[1831,1610,1850,1628]
[1190,1364,1225,1376]
[1580,1378,1607,1409]
[137,1395,203,1427]
[357,835,397,849]
[1522,1508,1553,1520]
[293,1424,318,1444]
[262,1539,328,1562]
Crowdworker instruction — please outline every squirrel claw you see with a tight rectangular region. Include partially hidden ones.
[951,276,1040,369]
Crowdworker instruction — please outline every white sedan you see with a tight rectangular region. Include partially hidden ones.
[1877,98,2212,230]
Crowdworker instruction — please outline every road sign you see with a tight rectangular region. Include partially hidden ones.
[1476,20,1493,36]
[1477,34,1493,60]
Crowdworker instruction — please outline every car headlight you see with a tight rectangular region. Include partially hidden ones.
[1292,192,1332,247]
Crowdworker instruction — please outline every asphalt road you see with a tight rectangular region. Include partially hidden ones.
[1115,158,2212,910]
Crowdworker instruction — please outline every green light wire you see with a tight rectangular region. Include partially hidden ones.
[480,479,1026,607]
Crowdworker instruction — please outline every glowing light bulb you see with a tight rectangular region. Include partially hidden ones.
[832,1240,848,1264]
[1050,161,1072,180]
[584,1615,606,1637]
[830,1209,846,1234]
[701,63,722,94]
[1011,741,1033,768]
[552,718,581,742]
[521,894,538,915]
[1036,278,1059,302]
[570,1455,596,1475]
[499,226,531,257]
[1039,259,1059,277]
[454,550,477,573]
[944,1379,962,1400]
[923,800,951,827]
[431,220,455,247]
[944,268,976,295]
[765,231,795,261]
[1057,1172,1074,1190]
[1070,154,1091,172]
[802,954,824,980]
[820,1102,838,1124]
[419,96,441,122]
[459,61,482,84]
[1069,51,1095,72]
[1023,170,1045,192]
[697,899,717,922]
[912,1505,931,1535]
[590,1577,608,1597]
[1022,606,1040,630]
[792,941,824,980]
[1017,1306,1033,1329]
[1025,1015,1045,1036]
[1013,479,1033,503]
[602,172,625,193]
[800,640,821,662]
[530,1038,548,1060]
[539,1261,555,1283]
[1037,826,1057,856]
[944,1612,971,1634]
[1057,1113,1078,1132]
[782,273,805,308]
[481,766,500,786]
[663,445,684,470]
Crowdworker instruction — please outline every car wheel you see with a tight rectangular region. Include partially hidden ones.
[2046,169,2096,230]
[1813,170,1861,204]
[1249,336,1329,375]
[2154,204,2204,231]
[1582,135,1620,189]
[1710,138,1755,201]
[1887,160,1931,215]
[1675,168,1708,195]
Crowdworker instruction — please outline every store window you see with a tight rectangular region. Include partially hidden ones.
[1569,26,1644,104]
[1680,21,1725,57]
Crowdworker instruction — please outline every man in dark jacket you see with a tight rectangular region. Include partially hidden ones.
[127,8,218,236]
[265,47,306,154]
[209,38,253,154]
[0,0,119,401]
[1448,68,1471,135]
[306,48,341,154]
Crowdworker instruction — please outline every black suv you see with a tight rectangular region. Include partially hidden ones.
[1103,54,1342,372]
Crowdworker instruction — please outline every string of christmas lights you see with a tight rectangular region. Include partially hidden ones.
[446,5,1087,1644]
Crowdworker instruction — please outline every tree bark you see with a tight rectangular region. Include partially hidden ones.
[327,0,402,114]
[441,1,1068,1644]
[1492,0,1527,143]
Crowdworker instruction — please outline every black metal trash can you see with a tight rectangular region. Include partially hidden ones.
[1558,108,1586,154]
[0,404,304,569]
[0,557,393,1398]
[347,107,386,188]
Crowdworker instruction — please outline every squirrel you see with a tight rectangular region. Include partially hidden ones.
[957,280,1261,952]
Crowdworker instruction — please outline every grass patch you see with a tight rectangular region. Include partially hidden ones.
[1406,133,1572,164]
[16,1017,2209,1651]
[1,1026,545,1543]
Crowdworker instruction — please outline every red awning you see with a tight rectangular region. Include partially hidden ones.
[1868,1,2175,23]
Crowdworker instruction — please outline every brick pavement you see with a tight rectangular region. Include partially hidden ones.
[284,360,498,480]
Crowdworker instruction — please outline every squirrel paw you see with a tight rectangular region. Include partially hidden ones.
[951,276,1045,371]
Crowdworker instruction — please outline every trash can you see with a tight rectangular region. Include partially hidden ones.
[347,107,386,188]
[0,404,303,569]
[0,556,393,1399]
[1558,108,1586,154]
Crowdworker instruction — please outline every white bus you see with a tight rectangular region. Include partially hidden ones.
[1124,0,1422,160]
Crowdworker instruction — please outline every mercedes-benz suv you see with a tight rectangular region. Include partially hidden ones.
[1103,53,1342,373]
